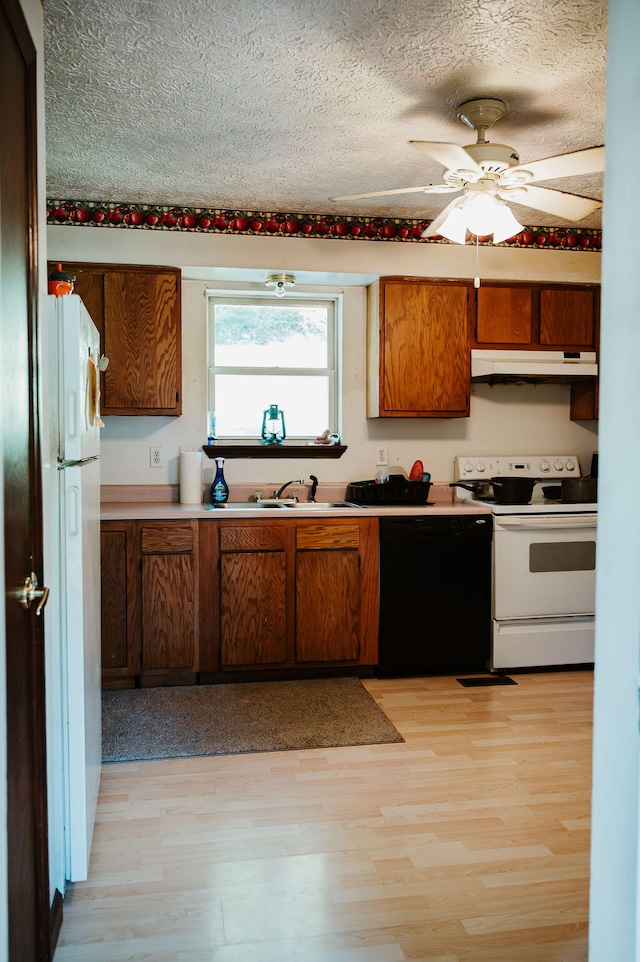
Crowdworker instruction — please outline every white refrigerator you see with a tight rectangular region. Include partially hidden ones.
[49,293,103,882]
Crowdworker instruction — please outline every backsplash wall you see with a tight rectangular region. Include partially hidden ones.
[47,225,599,491]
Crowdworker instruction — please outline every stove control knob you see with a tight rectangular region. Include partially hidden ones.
[539,459,551,473]
[475,461,486,472]
[554,460,564,472]
[463,461,474,474]
[565,460,576,471]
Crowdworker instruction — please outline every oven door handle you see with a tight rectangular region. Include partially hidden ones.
[496,516,598,529]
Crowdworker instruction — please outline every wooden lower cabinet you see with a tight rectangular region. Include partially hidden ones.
[296,523,363,663]
[204,516,379,674]
[218,524,291,667]
[101,516,379,686]
[100,521,140,686]
[100,519,199,687]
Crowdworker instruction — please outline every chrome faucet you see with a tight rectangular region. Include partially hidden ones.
[273,478,304,500]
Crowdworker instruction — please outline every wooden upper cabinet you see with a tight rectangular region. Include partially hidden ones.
[539,287,597,346]
[473,282,598,350]
[52,262,182,416]
[368,277,472,417]
[476,286,533,343]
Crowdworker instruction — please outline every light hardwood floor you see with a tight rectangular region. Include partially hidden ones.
[54,671,593,961]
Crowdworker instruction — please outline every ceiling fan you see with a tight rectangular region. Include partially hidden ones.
[330,99,605,243]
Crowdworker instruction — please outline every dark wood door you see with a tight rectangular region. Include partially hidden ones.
[1,0,51,958]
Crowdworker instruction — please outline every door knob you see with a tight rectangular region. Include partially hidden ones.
[16,572,50,615]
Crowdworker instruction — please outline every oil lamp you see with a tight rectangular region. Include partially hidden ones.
[261,404,286,445]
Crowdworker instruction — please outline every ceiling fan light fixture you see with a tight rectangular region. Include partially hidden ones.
[436,203,470,244]
[436,192,523,245]
[265,272,295,297]
[488,199,524,243]
[464,191,500,237]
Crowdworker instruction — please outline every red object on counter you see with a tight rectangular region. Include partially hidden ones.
[409,460,424,482]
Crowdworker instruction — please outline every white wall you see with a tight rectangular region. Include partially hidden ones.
[48,226,600,492]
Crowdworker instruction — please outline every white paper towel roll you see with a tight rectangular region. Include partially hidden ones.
[179,451,203,504]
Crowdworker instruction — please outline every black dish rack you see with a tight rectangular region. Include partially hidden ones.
[346,479,431,505]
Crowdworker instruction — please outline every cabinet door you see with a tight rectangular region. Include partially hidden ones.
[103,270,181,414]
[295,521,378,664]
[476,286,533,343]
[67,266,105,337]
[140,522,198,672]
[100,521,140,684]
[219,524,290,668]
[570,379,599,420]
[540,288,596,346]
[371,278,471,417]
[52,262,182,416]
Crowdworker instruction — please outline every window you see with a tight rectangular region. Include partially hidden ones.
[206,292,340,439]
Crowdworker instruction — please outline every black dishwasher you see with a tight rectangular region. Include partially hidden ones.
[377,514,493,677]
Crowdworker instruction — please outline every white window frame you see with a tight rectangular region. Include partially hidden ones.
[205,289,341,440]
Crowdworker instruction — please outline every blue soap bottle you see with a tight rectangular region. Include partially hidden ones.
[210,457,229,504]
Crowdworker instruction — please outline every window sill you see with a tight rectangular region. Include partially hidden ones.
[203,443,347,459]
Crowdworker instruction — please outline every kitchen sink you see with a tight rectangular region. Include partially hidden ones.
[282,500,362,509]
[204,500,361,510]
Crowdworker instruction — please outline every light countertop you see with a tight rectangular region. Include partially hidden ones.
[101,500,491,521]
[100,482,491,520]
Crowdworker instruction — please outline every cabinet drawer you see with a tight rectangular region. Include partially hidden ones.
[141,522,194,554]
[297,523,360,550]
[220,524,287,551]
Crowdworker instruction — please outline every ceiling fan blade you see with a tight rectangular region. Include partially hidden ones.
[515,145,605,184]
[330,183,461,202]
[517,184,602,221]
[410,141,482,173]
[330,184,445,201]
[422,197,463,237]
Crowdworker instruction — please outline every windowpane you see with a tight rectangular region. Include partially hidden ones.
[215,375,330,438]
[214,304,328,368]
[207,293,339,439]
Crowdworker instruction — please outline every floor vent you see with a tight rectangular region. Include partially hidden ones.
[456,675,517,687]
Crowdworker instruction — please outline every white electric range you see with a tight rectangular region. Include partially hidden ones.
[453,455,597,671]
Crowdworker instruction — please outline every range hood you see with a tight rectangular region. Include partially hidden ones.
[471,349,598,383]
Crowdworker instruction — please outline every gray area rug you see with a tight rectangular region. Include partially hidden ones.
[102,677,404,762]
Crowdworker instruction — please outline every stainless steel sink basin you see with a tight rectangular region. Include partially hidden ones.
[284,501,361,509]
[204,500,361,510]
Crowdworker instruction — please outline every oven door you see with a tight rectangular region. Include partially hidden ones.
[493,514,597,620]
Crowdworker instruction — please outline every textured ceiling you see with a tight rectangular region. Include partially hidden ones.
[43,0,607,229]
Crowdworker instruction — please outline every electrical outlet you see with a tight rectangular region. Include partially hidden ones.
[376,446,388,466]
[150,446,163,468]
